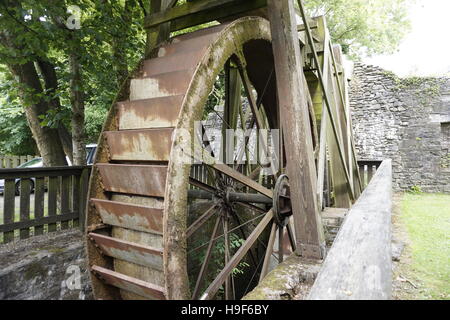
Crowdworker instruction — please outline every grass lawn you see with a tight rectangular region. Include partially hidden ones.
[397,193,450,299]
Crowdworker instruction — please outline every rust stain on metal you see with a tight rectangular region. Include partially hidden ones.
[96,164,167,197]
[91,265,166,300]
[104,128,173,161]
[92,198,163,234]
[89,233,163,270]
[117,95,184,130]
[142,50,204,77]
[130,69,194,101]
[158,31,220,57]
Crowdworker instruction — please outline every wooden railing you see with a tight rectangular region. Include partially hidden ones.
[358,160,383,188]
[0,155,37,168]
[0,166,91,244]
[308,159,392,300]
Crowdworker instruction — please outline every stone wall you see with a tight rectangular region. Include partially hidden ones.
[349,63,450,192]
[0,230,92,300]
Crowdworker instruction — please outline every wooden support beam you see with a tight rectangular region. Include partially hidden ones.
[144,0,267,32]
[267,0,325,259]
[329,44,363,195]
[145,0,177,57]
[297,2,355,202]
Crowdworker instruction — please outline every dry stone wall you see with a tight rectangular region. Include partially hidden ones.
[350,63,450,192]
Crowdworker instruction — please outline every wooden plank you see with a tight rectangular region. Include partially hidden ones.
[60,175,71,230]
[12,156,19,168]
[368,165,375,184]
[144,0,267,31]
[267,0,325,259]
[91,265,166,300]
[0,212,79,233]
[359,164,366,188]
[0,166,89,179]
[89,233,163,270]
[314,19,330,210]
[34,177,45,236]
[259,221,277,282]
[3,179,15,243]
[47,176,58,232]
[308,160,392,300]
[19,178,31,239]
[297,3,354,202]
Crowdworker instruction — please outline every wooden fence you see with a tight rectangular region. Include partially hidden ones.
[0,166,91,244]
[358,160,383,188]
[0,155,37,168]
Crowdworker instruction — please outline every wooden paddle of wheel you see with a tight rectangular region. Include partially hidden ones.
[86,17,304,300]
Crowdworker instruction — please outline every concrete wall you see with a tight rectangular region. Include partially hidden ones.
[349,63,450,192]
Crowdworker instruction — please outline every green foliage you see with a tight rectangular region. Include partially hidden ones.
[84,104,109,144]
[392,76,443,106]
[409,185,422,194]
[0,69,36,155]
[303,0,414,58]
[0,0,148,153]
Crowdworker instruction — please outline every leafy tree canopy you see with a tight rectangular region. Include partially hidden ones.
[0,0,147,155]
[304,0,413,58]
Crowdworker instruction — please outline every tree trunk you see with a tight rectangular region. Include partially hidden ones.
[36,59,74,162]
[8,61,68,167]
[69,49,86,166]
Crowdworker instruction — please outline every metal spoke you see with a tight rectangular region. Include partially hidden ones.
[234,201,267,214]
[187,202,219,238]
[192,216,221,299]
[231,210,258,268]
[194,147,273,198]
[200,209,274,300]
[243,246,266,296]
[189,177,216,193]
[222,215,232,300]
[188,211,268,254]
[210,162,273,198]
[236,63,265,130]
[259,221,277,283]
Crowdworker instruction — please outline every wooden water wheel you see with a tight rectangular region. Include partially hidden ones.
[86,0,362,300]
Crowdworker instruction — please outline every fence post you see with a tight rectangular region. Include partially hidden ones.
[79,167,90,232]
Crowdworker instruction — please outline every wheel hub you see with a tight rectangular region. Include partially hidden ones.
[273,174,292,227]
